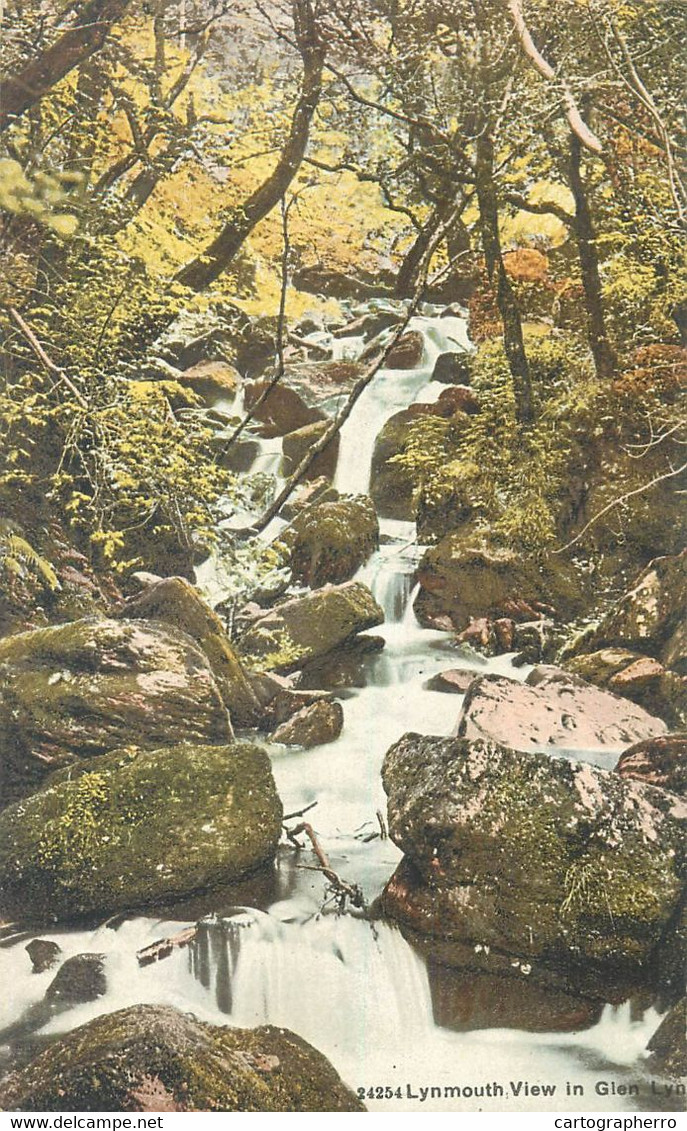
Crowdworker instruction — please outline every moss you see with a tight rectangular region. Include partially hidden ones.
[0,742,282,920]
[283,495,379,588]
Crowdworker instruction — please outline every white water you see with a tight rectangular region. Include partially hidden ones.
[334,312,470,496]
[0,311,673,1113]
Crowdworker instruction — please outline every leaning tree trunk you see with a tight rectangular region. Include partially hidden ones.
[568,128,616,380]
[474,130,533,424]
[0,0,132,132]
[175,0,325,292]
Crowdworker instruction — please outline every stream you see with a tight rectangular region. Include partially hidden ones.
[0,308,674,1112]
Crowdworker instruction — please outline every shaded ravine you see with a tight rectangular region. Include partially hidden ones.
[0,310,673,1112]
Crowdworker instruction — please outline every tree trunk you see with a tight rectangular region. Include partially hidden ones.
[175,0,325,292]
[568,129,616,379]
[0,0,132,133]
[474,130,533,423]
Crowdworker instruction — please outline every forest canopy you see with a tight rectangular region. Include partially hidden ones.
[0,0,685,591]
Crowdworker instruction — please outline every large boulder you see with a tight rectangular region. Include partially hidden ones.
[0,741,282,920]
[283,496,379,588]
[0,618,232,806]
[454,666,667,755]
[117,577,262,726]
[414,527,585,631]
[281,420,340,482]
[238,581,384,673]
[245,361,364,438]
[380,734,687,993]
[270,699,344,747]
[0,1004,365,1111]
[370,408,422,520]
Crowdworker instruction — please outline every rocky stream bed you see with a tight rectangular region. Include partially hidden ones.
[0,305,684,1112]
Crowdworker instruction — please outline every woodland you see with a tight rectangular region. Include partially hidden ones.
[0,0,685,1115]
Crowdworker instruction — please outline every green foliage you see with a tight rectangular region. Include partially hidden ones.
[0,159,80,236]
[0,522,59,591]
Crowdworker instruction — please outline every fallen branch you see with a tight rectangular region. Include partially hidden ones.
[286,821,365,910]
[136,925,197,966]
[556,459,687,552]
[282,800,318,821]
[6,306,89,410]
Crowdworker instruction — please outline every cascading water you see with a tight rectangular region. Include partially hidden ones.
[0,308,673,1113]
[334,310,470,496]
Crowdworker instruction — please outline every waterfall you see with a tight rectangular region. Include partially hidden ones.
[0,304,669,1115]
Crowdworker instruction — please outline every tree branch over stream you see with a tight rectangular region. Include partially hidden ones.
[230,203,465,537]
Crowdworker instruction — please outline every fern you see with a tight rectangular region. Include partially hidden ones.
[0,526,59,591]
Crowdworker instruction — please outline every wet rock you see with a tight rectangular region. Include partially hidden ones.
[415,526,585,632]
[281,420,340,482]
[263,686,333,727]
[0,741,282,921]
[646,999,687,1079]
[280,477,339,521]
[45,954,106,1005]
[270,699,344,747]
[361,329,425,369]
[284,496,379,588]
[243,380,323,438]
[0,1004,365,1111]
[616,734,687,796]
[117,577,262,726]
[425,668,477,694]
[238,581,384,673]
[381,733,687,992]
[370,408,421,521]
[25,939,61,974]
[454,667,666,754]
[429,964,603,1033]
[217,436,260,474]
[0,618,232,806]
[333,310,400,340]
[283,359,364,411]
[431,351,471,384]
[298,634,386,690]
[178,360,240,405]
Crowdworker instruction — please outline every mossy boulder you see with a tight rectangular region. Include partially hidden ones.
[370,408,422,520]
[239,581,384,673]
[0,617,231,806]
[581,551,687,664]
[283,495,379,588]
[117,577,262,726]
[646,998,687,1079]
[380,734,687,994]
[414,526,585,631]
[0,1004,365,1111]
[178,360,240,405]
[0,741,282,920]
[281,419,340,482]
